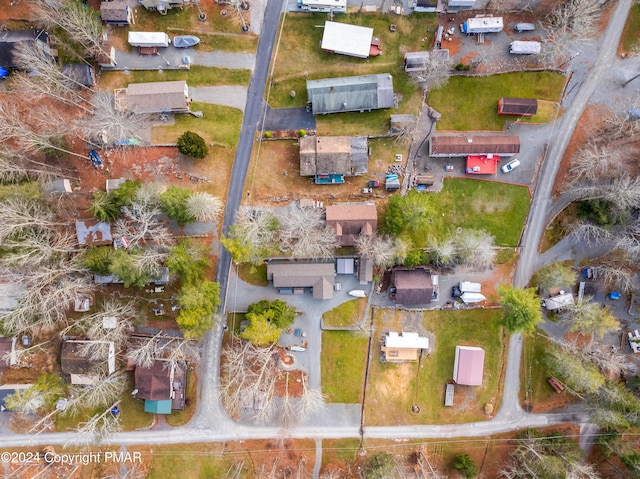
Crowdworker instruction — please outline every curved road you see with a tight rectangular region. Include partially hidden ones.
[0,0,632,460]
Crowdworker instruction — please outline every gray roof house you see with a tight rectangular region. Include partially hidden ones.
[306,74,395,115]
[325,202,377,246]
[100,1,134,25]
[392,267,434,305]
[0,30,50,69]
[300,136,368,183]
[266,261,336,300]
[116,81,190,114]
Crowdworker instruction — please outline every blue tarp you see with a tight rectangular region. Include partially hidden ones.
[0,67,9,79]
[88,149,103,167]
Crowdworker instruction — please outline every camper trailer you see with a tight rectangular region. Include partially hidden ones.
[509,41,541,55]
[128,32,171,48]
[460,16,504,34]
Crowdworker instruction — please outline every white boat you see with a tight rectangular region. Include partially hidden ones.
[460,292,486,304]
[290,346,306,352]
[174,35,200,48]
[348,290,367,298]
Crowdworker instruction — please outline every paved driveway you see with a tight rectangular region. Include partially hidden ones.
[190,86,248,111]
[108,47,255,71]
[263,106,316,131]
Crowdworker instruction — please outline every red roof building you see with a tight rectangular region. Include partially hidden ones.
[453,346,485,386]
[465,155,498,175]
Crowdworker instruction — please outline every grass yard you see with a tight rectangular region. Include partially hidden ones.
[364,308,507,425]
[99,66,251,90]
[621,3,640,52]
[427,72,567,131]
[520,332,560,411]
[119,373,154,430]
[386,178,530,247]
[197,33,259,52]
[322,298,368,328]
[151,102,242,147]
[321,330,369,403]
[236,263,268,286]
[146,443,250,479]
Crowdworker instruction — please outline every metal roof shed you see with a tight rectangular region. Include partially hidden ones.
[453,346,485,386]
[404,51,430,72]
[321,21,373,59]
[307,74,395,115]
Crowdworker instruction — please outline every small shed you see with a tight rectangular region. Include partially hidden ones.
[381,331,429,362]
[42,179,72,195]
[321,21,374,59]
[453,345,485,386]
[404,51,430,72]
[62,63,96,88]
[385,177,400,191]
[498,97,538,116]
[100,1,133,25]
[336,258,355,275]
[444,383,454,406]
[106,178,126,193]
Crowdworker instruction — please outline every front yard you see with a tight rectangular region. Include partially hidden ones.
[386,178,531,247]
[428,71,567,131]
[364,308,508,425]
[321,330,369,403]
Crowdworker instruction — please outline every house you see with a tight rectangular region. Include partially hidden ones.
[413,0,440,12]
[299,136,369,184]
[465,155,499,175]
[381,331,429,362]
[453,345,485,386]
[321,21,379,59]
[498,97,538,116]
[404,51,430,72]
[62,64,96,88]
[326,202,377,246]
[134,360,187,414]
[266,261,336,300]
[75,220,113,246]
[115,81,190,114]
[140,0,189,13]
[60,340,116,385]
[429,135,520,157]
[0,30,50,69]
[100,1,134,25]
[42,179,72,196]
[307,74,395,115]
[392,267,434,305]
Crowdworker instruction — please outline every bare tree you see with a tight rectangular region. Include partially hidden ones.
[427,236,456,267]
[572,175,640,210]
[355,234,407,268]
[114,190,174,249]
[453,229,497,270]
[186,192,223,223]
[559,297,619,339]
[77,92,148,146]
[219,340,278,423]
[591,264,638,294]
[66,372,126,415]
[569,141,629,182]
[66,403,122,447]
[31,0,107,58]
[279,206,339,259]
[568,223,613,247]
[298,374,325,420]
[127,334,200,371]
[410,53,452,92]
[69,300,138,348]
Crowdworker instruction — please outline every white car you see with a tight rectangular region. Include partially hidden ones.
[501,158,520,173]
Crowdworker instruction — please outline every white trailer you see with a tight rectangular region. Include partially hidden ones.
[459,281,482,293]
[461,16,503,34]
[128,32,171,48]
[509,41,541,55]
[460,292,486,304]
[542,292,574,311]
[297,0,346,13]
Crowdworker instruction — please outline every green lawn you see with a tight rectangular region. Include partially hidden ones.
[151,101,242,148]
[427,72,567,131]
[198,33,259,53]
[520,332,559,410]
[236,263,268,286]
[146,444,250,479]
[622,3,640,52]
[386,178,531,247]
[322,298,368,328]
[268,13,438,134]
[321,331,369,403]
[119,373,154,431]
[364,308,507,425]
[100,66,251,89]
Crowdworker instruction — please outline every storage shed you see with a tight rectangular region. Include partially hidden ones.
[453,346,485,386]
[498,97,538,116]
[321,21,374,59]
[404,51,430,72]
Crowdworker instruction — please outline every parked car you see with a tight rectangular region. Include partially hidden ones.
[451,285,462,298]
[501,158,520,173]
[514,22,536,32]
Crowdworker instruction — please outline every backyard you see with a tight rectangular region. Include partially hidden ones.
[427,71,567,131]
[364,308,507,425]
[385,178,531,247]
[321,330,369,403]
[322,298,368,329]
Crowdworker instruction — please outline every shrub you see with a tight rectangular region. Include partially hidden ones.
[453,454,478,478]
[176,131,209,159]
[298,129,306,137]
[160,186,194,225]
[263,131,272,139]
